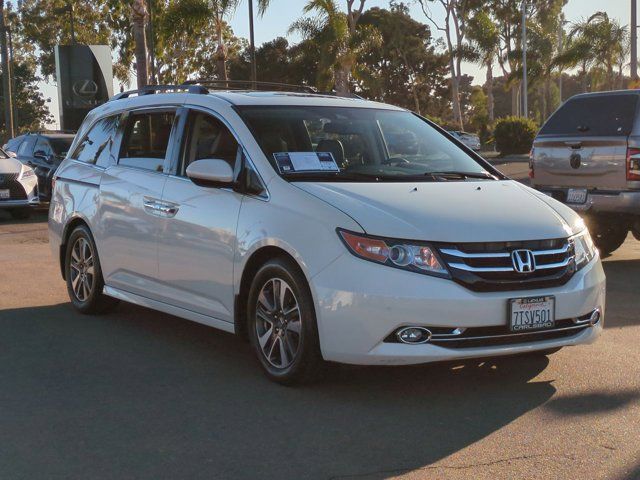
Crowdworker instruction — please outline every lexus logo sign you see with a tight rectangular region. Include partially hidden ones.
[72,79,99,98]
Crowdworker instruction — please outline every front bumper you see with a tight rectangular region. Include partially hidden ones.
[311,253,605,365]
[535,187,640,215]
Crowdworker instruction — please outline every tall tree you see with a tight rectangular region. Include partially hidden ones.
[467,9,498,121]
[417,0,472,129]
[557,13,628,92]
[358,4,448,115]
[132,0,149,88]
[291,0,377,95]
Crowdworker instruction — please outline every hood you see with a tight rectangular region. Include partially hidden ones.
[295,180,583,242]
[0,156,23,175]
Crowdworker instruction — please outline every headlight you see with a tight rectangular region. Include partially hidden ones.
[571,230,597,270]
[19,165,36,179]
[337,229,450,278]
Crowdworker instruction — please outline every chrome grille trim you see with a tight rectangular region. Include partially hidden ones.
[430,323,591,343]
[447,256,573,273]
[440,243,570,259]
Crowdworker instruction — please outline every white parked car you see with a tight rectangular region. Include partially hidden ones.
[0,147,39,219]
[449,130,481,151]
[49,84,605,384]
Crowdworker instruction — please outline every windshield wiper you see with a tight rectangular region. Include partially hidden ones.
[425,171,497,180]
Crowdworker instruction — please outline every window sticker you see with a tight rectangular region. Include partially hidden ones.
[273,152,339,173]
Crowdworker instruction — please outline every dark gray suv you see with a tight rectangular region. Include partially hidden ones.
[4,132,75,201]
[531,90,640,254]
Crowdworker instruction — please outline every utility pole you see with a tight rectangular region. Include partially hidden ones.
[68,1,76,44]
[522,0,528,118]
[248,0,257,89]
[632,0,638,81]
[0,0,14,139]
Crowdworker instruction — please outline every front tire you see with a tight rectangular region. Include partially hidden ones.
[588,219,627,256]
[65,225,118,314]
[247,257,323,385]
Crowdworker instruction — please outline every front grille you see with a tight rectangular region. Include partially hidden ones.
[436,238,576,292]
[0,173,27,201]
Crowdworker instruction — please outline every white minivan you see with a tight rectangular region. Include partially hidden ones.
[49,84,605,384]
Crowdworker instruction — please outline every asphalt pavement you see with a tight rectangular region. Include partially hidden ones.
[1,170,639,479]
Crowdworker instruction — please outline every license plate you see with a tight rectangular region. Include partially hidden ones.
[509,296,555,332]
[0,189,9,199]
[566,188,587,204]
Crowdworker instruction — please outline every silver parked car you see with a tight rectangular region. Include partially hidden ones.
[531,90,640,254]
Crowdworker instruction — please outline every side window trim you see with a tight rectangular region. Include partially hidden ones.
[173,105,269,199]
[117,107,178,173]
[69,113,122,167]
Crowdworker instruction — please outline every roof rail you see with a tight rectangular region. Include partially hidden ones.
[183,79,318,94]
[110,84,209,101]
[110,80,363,101]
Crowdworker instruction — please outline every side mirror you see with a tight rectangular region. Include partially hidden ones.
[186,159,234,187]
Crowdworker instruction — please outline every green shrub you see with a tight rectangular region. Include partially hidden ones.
[494,116,538,155]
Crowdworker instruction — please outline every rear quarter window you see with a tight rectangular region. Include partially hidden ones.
[540,95,639,137]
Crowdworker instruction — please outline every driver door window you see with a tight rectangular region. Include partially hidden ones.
[181,112,239,176]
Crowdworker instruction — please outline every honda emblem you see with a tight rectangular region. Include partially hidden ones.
[511,249,536,273]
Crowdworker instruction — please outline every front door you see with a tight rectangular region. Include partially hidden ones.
[157,109,244,322]
[98,109,178,300]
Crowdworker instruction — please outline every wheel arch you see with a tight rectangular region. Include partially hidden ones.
[59,215,92,280]
[234,245,311,341]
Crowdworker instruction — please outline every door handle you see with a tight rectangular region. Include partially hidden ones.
[143,197,179,218]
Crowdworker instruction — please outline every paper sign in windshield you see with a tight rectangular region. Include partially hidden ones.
[274,152,339,173]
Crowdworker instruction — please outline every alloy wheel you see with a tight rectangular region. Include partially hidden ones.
[255,278,302,369]
[69,237,95,302]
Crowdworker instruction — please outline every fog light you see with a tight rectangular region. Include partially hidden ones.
[589,308,601,326]
[397,327,432,344]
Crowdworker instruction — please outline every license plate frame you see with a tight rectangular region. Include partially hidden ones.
[566,188,587,204]
[509,296,556,332]
[0,189,9,199]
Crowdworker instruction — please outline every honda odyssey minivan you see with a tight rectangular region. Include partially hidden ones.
[49,83,605,384]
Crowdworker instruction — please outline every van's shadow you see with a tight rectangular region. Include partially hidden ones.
[0,303,555,479]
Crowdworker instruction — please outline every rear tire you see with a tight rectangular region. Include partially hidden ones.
[247,257,323,385]
[64,225,118,314]
[587,218,627,256]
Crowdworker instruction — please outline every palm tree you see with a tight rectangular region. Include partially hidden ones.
[467,11,498,122]
[132,0,150,88]
[555,12,628,92]
[291,0,378,95]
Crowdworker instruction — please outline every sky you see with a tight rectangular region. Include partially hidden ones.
[41,0,629,129]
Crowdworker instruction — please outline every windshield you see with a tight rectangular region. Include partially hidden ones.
[237,106,494,182]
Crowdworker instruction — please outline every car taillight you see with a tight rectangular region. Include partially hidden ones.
[528,147,535,179]
[627,147,640,181]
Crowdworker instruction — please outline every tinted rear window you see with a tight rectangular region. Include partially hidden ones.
[49,137,74,155]
[540,95,638,136]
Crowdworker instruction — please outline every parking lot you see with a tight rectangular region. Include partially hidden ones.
[1,166,639,480]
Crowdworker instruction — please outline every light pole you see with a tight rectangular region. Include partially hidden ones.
[248,0,257,88]
[632,0,638,81]
[522,0,528,118]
